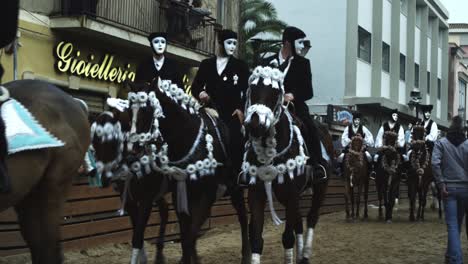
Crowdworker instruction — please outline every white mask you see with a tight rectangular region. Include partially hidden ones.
[223,38,238,56]
[353,118,361,127]
[152,37,166,55]
[294,38,306,55]
[391,113,398,122]
[424,112,431,120]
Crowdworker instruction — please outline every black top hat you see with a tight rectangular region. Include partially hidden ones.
[148,32,167,42]
[391,108,398,115]
[352,112,362,119]
[419,104,433,113]
[282,26,306,43]
[218,29,238,43]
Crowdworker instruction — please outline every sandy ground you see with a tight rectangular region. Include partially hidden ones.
[2,200,467,264]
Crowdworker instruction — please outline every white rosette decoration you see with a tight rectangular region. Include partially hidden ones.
[277,164,286,184]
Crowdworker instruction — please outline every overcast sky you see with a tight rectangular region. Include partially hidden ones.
[440,0,467,23]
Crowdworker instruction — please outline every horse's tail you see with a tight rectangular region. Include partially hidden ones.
[74,98,89,117]
[0,86,10,102]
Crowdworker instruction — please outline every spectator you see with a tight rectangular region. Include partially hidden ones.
[432,116,468,264]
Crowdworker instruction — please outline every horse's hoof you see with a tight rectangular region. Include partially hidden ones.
[409,216,415,222]
[386,219,392,224]
[299,258,310,264]
[362,216,369,222]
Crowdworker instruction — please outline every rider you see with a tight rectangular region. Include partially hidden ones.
[337,112,374,172]
[419,104,438,152]
[191,29,250,175]
[373,109,405,165]
[262,26,326,180]
[0,0,19,193]
[135,32,182,86]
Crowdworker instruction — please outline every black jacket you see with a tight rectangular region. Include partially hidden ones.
[262,53,314,101]
[191,56,249,121]
[135,57,182,87]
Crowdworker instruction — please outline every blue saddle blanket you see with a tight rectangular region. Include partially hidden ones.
[1,99,65,154]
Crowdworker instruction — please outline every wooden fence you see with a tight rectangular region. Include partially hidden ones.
[0,176,405,257]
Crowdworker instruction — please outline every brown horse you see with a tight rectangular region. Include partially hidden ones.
[375,131,401,222]
[243,66,330,264]
[0,80,90,264]
[344,135,369,221]
[407,125,441,221]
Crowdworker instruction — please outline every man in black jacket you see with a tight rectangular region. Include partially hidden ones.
[135,32,182,86]
[262,26,326,180]
[0,0,19,83]
[191,29,249,173]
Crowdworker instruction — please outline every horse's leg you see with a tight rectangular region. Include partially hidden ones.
[408,177,417,222]
[282,191,299,264]
[248,184,267,264]
[300,182,327,264]
[350,185,355,220]
[188,181,217,264]
[344,178,351,221]
[15,187,47,263]
[356,182,362,219]
[230,186,251,264]
[18,175,70,264]
[174,190,193,264]
[155,197,169,264]
[294,210,304,264]
[363,176,369,220]
[383,176,390,222]
[421,181,430,221]
[377,178,383,220]
[131,192,155,264]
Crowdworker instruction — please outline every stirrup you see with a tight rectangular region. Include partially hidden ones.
[313,164,328,183]
[369,171,376,181]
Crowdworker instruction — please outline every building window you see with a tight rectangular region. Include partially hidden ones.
[437,78,441,99]
[400,54,406,81]
[358,26,371,63]
[427,72,431,94]
[414,64,419,88]
[459,79,466,121]
[382,42,390,73]
[400,0,408,15]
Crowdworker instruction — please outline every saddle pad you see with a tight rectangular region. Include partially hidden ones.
[1,99,65,154]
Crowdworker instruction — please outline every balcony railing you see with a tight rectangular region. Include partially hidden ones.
[60,0,219,56]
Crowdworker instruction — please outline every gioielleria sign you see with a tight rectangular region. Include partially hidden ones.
[54,41,136,84]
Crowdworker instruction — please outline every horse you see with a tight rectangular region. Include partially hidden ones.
[407,125,441,221]
[91,110,170,264]
[375,131,401,222]
[0,80,90,264]
[243,66,331,264]
[343,134,370,221]
[96,79,250,264]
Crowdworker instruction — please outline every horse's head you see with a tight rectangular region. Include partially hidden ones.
[244,66,284,138]
[125,81,165,152]
[91,111,124,178]
[412,125,425,141]
[350,134,364,152]
[383,131,398,147]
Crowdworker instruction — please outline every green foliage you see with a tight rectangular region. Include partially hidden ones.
[238,0,287,68]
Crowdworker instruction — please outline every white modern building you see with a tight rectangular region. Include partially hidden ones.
[268,0,450,131]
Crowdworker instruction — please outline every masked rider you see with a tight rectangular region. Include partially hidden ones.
[337,112,374,172]
[373,109,405,166]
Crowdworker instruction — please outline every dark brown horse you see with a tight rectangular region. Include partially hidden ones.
[91,110,169,264]
[0,80,90,264]
[407,125,441,221]
[344,135,370,221]
[375,131,401,222]
[97,80,250,264]
[243,66,330,264]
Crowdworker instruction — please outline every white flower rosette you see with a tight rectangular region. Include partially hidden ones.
[257,165,278,182]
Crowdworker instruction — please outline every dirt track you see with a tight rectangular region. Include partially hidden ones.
[1,199,466,264]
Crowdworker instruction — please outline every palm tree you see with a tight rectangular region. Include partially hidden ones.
[239,0,287,68]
